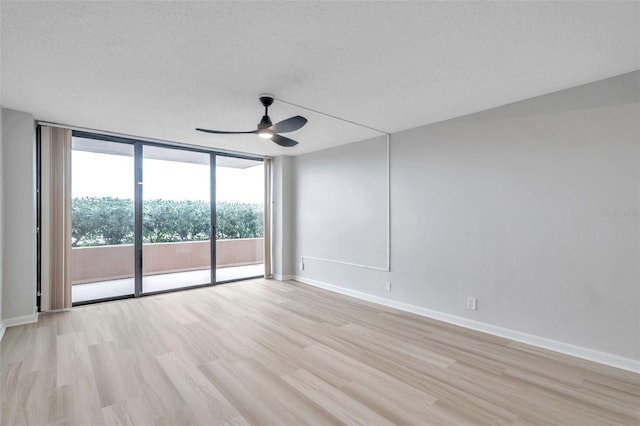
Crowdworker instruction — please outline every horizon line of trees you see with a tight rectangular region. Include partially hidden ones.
[72,197,263,247]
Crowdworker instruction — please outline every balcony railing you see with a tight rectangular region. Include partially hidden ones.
[71,238,263,284]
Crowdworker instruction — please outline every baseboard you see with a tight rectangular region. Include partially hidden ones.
[0,312,40,343]
[273,274,295,281]
[2,312,39,329]
[294,275,640,373]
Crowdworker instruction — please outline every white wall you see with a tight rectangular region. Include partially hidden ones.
[292,71,640,367]
[1,108,37,324]
[294,135,389,272]
[0,106,4,338]
[272,155,295,279]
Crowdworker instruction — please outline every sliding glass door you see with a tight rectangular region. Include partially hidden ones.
[216,156,265,282]
[141,146,212,294]
[67,131,264,305]
[71,138,135,303]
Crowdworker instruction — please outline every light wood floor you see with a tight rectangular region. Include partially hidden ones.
[1,279,638,425]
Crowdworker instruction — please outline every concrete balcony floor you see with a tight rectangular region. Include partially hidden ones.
[72,263,264,303]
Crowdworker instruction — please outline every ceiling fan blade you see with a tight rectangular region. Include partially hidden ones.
[270,116,307,133]
[271,134,299,147]
[196,128,258,135]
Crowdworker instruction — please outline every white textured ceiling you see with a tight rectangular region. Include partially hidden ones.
[1,1,639,157]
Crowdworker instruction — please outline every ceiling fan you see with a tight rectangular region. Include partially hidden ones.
[196,95,307,147]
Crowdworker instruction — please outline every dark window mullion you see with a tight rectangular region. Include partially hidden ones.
[134,143,143,297]
[210,153,216,285]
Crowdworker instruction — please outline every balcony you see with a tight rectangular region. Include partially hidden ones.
[71,238,264,303]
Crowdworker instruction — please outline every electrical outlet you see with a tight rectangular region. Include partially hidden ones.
[467,297,477,310]
[385,281,392,291]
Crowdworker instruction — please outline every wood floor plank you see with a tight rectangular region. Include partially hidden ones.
[120,348,197,423]
[200,359,341,425]
[22,368,58,425]
[198,360,290,426]
[54,377,105,425]
[56,332,93,388]
[0,361,25,425]
[282,368,395,425]
[155,351,244,425]
[231,358,344,425]
[88,342,132,408]
[301,343,439,407]
[1,278,638,425]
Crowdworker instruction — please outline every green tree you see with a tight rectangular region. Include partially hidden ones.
[72,197,263,246]
[97,197,134,245]
[71,197,100,246]
[215,201,263,239]
[72,197,134,246]
[142,199,211,243]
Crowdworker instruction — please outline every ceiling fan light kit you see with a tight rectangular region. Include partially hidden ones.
[196,94,307,147]
[258,130,273,139]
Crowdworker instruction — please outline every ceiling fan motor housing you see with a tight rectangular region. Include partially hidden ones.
[258,115,272,129]
[258,95,274,129]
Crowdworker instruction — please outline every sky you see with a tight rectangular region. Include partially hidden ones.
[72,150,264,203]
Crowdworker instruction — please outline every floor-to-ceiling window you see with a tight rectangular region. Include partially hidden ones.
[71,137,135,303]
[216,156,265,283]
[141,146,212,294]
[65,131,264,305]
